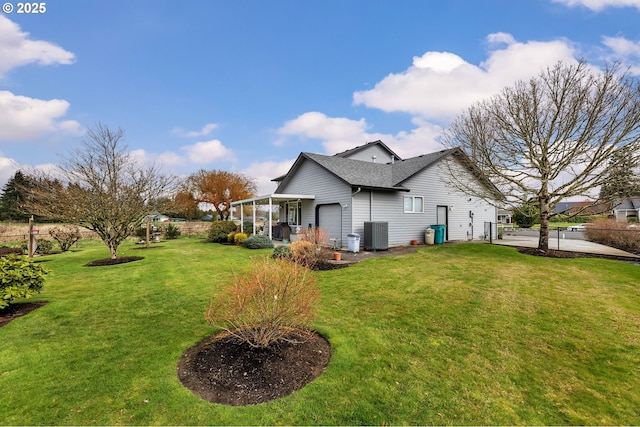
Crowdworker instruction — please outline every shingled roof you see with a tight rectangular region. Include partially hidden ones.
[332,140,403,160]
[275,148,461,192]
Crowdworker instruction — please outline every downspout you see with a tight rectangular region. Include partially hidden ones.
[351,187,362,233]
[370,190,373,221]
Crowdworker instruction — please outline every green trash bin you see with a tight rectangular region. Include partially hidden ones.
[430,224,446,244]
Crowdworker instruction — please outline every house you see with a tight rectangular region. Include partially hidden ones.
[231,141,500,248]
[552,201,609,216]
[613,196,640,222]
[497,209,513,224]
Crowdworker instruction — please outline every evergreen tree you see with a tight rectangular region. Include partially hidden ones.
[599,148,640,207]
[0,171,32,221]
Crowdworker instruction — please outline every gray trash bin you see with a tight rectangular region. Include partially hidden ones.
[347,233,360,253]
[425,228,435,245]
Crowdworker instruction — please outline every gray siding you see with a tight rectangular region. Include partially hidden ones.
[277,159,353,247]
[343,145,395,164]
[351,158,497,246]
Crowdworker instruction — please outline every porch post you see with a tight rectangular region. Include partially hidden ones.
[252,200,256,236]
[240,204,244,233]
[268,197,273,240]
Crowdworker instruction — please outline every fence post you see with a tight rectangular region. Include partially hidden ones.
[557,227,560,251]
[28,216,34,259]
[489,222,493,244]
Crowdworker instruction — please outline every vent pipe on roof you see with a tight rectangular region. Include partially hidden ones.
[391,155,395,164]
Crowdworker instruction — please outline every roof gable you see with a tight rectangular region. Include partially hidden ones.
[333,140,402,162]
[391,149,454,185]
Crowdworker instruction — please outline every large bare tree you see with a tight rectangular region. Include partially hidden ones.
[177,170,256,220]
[442,61,640,251]
[24,123,174,259]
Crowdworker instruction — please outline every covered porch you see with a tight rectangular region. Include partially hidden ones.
[230,193,315,240]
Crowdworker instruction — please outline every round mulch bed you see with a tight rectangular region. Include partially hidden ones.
[85,256,144,267]
[177,330,331,406]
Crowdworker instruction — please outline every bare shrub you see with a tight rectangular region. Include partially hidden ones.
[290,240,316,267]
[205,257,320,348]
[585,218,640,253]
[291,227,332,268]
[49,226,82,252]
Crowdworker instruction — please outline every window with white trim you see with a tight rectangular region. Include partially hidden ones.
[404,196,424,213]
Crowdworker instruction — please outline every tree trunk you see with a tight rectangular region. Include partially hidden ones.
[538,196,550,252]
[109,242,118,259]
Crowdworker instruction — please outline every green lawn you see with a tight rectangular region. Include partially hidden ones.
[1,238,639,425]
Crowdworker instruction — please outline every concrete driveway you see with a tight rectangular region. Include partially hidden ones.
[494,235,640,258]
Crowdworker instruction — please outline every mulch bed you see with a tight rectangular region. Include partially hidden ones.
[178,330,331,406]
[0,301,48,328]
[517,247,640,264]
[85,256,144,267]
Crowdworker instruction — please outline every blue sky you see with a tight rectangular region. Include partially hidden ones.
[2,0,640,195]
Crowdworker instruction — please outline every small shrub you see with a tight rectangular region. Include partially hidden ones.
[242,221,254,235]
[227,231,237,243]
[0,254,50,310]
[207,221,238,243]
[49,226,81,252]
[163,223,181,239]
[243,234,274,249]
[134,227,147,240]
[35,238,54,255]
[20,238,54,255]
[205,257,320,348]
[272,245,292,260]
[234,233,248,245]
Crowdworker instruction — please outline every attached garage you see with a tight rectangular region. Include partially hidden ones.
[317,204,343,246]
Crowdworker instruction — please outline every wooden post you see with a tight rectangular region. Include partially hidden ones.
[28,216,34,259]
[146,216,151,249]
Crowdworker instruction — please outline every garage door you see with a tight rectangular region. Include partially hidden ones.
[318,204,342,245]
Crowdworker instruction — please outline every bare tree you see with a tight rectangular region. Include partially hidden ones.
[441,61,640,252]
[178,170,256,220]
[23,123,174,259]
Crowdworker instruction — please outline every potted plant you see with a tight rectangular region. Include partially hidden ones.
[333,252,342,261]
[411,239,418,245]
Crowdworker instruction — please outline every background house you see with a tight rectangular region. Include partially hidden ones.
[613,196,640,222]
[232,141,500,249]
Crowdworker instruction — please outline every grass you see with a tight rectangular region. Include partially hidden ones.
[1,238,639,425]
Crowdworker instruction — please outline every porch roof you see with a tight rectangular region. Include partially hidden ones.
[231,193,315,206]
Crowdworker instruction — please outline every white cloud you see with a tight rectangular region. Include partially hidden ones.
[0,16,75,78]
[353,34,577,121]
[601,36,640,74]
[186,123,218,137]
[553,0,640,11]
[182,139,234,164]
[241,159,296,196]
[129,149,186,171]
[0,155,60,189]
[277,112,376,153]
[0,155,18,186]
[0,91,84,140]
[278,35,587,170]
[173,122,219,138]
[277,112,444,160]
